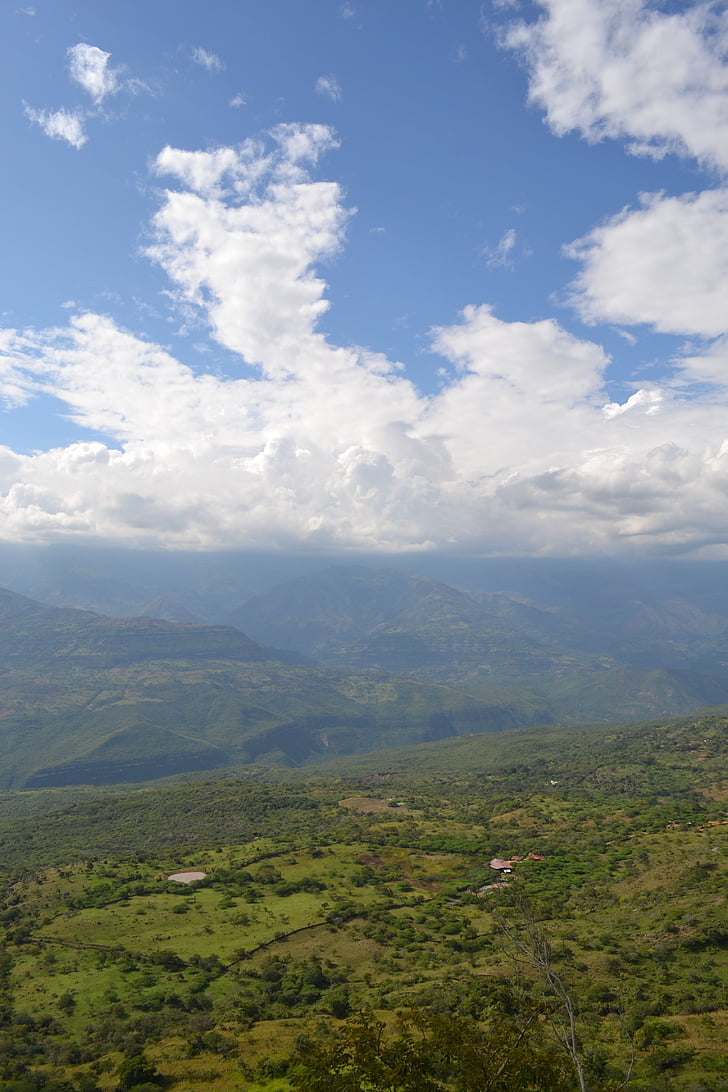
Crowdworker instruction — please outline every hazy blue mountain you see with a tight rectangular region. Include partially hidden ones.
[0,543,326,621]
[0,586,306,668]
[0,585,554,789]
[230,563,728,670]
[226,564,728,720]
[4,544,728,636]
[3,548,728,756]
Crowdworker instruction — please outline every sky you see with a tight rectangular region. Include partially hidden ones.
[2,0,728,559]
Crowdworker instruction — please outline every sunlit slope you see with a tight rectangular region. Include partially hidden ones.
[0,709,725,1091]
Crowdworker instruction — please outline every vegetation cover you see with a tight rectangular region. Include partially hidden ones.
[0,710,725,1091]
[0,587,540,790]
[5,566,728,794]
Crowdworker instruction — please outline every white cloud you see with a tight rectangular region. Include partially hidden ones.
[483,227,517,267]
[149,125,346,370]
[5,128,728,556]
[504,0,728,173]
[6,295,728,555]
[0,330,36,408]
[68,43,120,105]
[674,336,728,392]
[566,188,728,338]
[229,93,247,108]
[315,75,342,102]
[427,304,611,479]
[192,47,224,72]
[27,44,146,149]
[513,3,728,407]
[602,387,663,419]
[24,105,87,149]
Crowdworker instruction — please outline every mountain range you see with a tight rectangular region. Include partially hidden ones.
[0,584,553,790]
[2,552,728,790]
[0,549,725,1092]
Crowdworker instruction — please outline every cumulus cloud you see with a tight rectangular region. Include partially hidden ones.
[501,2,728,414]
[24,105,87,149]
[602,387,663,419]
[68,43,121,104]
[567,188,728,339]
[426,304,611,480]
[4,297,728,555]
[192,47,224,71]
[4,125,728,556]
[315,75,342,102]
[149,124,347,370]
[504,0,728,172]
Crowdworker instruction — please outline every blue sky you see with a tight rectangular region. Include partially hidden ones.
[1,0,728,558]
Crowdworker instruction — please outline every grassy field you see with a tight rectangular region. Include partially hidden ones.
[0,713,726,1091]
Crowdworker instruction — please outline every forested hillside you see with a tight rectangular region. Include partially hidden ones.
[0,710,725,1091]
[4,563,728,790]
[0,587,551,790]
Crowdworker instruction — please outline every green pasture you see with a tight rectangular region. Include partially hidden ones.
[0,715,726,1090]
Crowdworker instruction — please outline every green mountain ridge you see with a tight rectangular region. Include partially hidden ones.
[0,586,307,669]
[3,565,728,792]
[0,586,552,790]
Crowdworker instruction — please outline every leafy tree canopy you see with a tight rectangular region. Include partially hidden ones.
[290,1009,575,1092]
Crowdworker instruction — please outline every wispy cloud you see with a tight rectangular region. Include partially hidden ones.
[67,43,120,105]
[25,42,146,148]
[0,331,36,408]
[315,75,342,102]
[192,47,224,72]
[229,92,247,108]
[24,105,87,149]
[482,227,517,268]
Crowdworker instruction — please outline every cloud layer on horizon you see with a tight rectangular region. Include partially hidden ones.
[6,2,728,558]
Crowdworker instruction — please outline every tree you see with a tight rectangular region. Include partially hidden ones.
[494,891,634,1092]
[290,1009,573,1091]
[115,1054,163,1091]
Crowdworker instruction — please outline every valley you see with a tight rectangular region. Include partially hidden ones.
[0,712,726,1090]
[2,559,728,792]
[0,556,725,1090]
